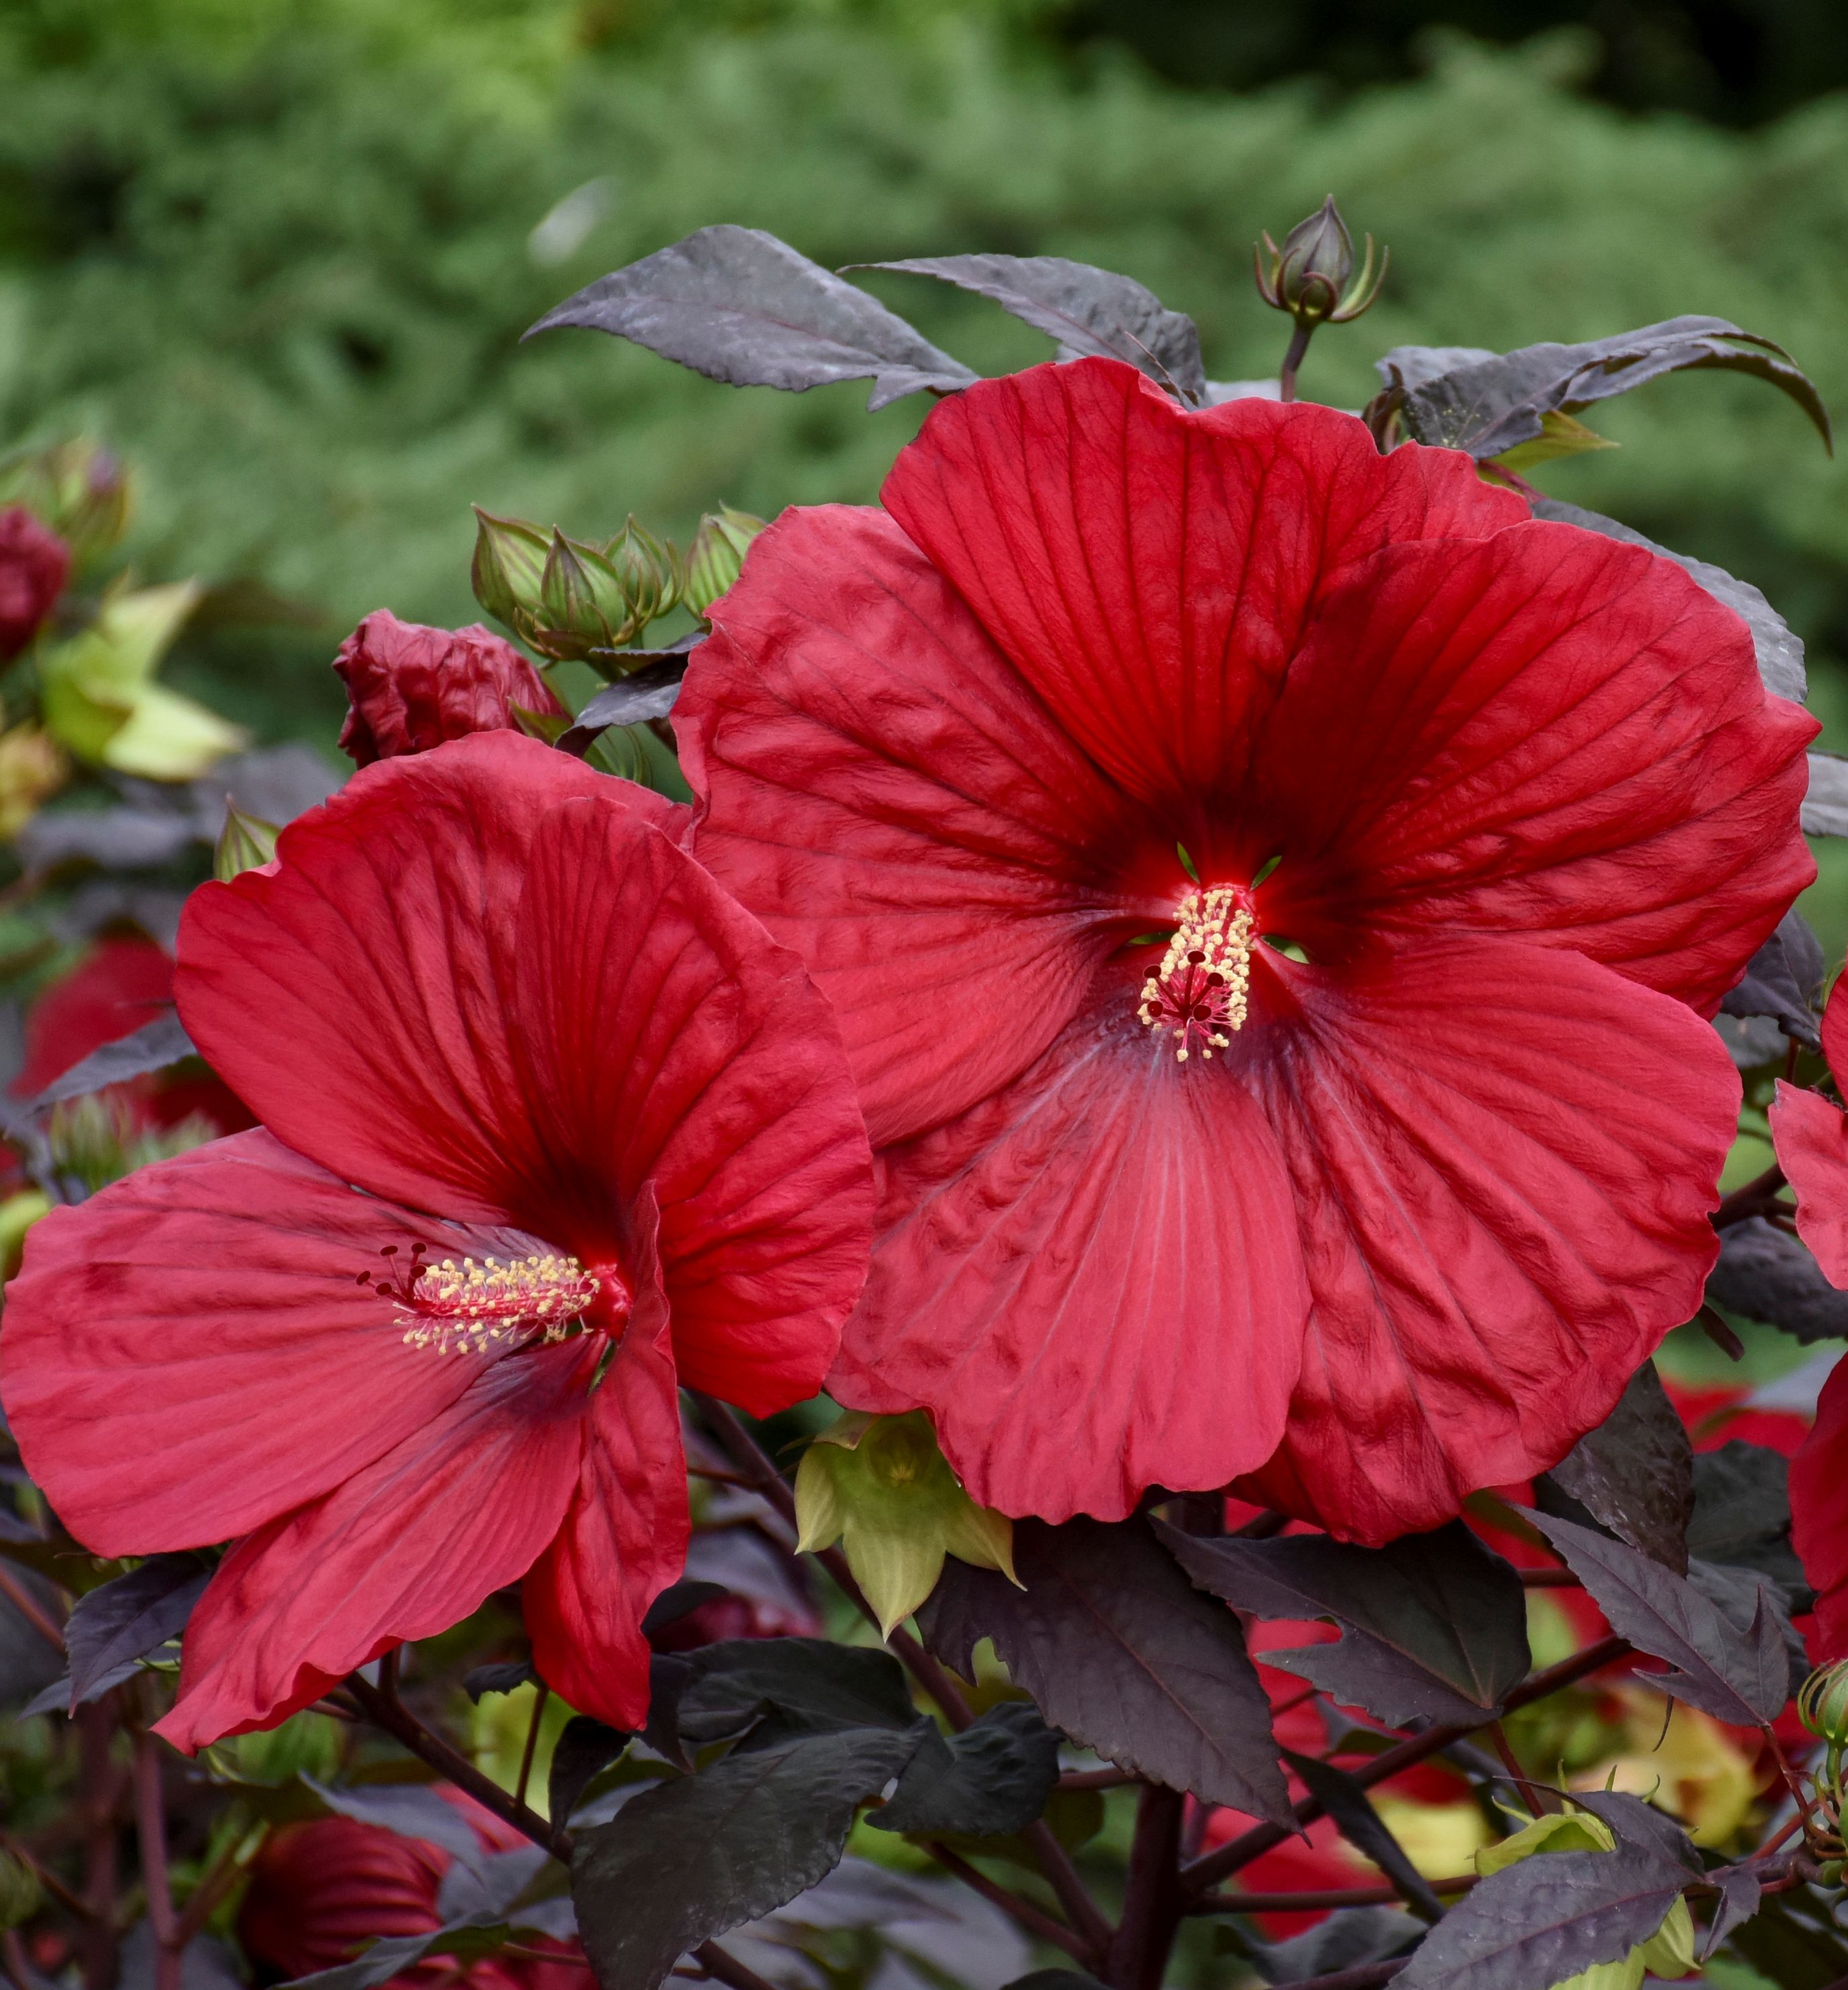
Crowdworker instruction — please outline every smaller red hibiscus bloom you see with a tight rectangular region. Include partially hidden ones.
[1765,977,1848,1654]
[240,1788,582,1990]
[0,507,69,660]
[10,935,252,1136]
[0,734,872,1747]
[334,611,565,767]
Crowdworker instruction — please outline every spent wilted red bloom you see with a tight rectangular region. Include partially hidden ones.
[240,1789,583,1990]
[679,356,1813,1541]
[334,610,566,767]
[0,506,69,660]
[1768,977,1848,1654]
[0,734,871,1746]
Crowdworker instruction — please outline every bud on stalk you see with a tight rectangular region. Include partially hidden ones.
[1254,196,1387,402]
[215,800,280,880]
[682,506,767,620]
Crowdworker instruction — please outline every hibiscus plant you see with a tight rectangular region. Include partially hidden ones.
[3,202,1848,1990]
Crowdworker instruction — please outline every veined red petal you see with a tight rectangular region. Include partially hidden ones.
[176,734,672,1225]
[0,1129,548,1556]
[1771,1079,1848,1286]
[680,503,1142,1145]
[155,1337,593,1753]
[511,783,872,1411]
[1252,524,1816,1013]
[1791,1356,1848,1658]
[523,1195,687,1730]
[833,995,1307,1521]
[880,357,1526,806]
[1233,938,1738,1542]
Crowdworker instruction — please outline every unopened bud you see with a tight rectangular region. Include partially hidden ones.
[532,529,636,662]
[215,800,280,881]
[470,507,550,632]
[683,506,767,619]
[0,507,71,662]
[604,514,681,628]
[1255,196,1387,330]
[0,439,130,568]
[0,1849,42,1931]
[1802,1660,1848,1747]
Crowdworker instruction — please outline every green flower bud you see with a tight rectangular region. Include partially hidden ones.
[214,800,280,882]
[604,515,682,628]
[470,507,551,632]
[0,1849,42,1931]
[682,506,767,619]
[796,1410,1017,1638]
[528,529,636,662]
[1802,1660,1848,1747]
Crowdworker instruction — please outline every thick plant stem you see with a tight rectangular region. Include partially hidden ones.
[77,1701,119,1990]
[1106,1783,1185,1990]
[1278,321,1314,403]
[345,1671,572,1864]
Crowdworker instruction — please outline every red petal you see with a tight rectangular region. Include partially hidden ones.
[833,997,1307,1522]
[523,1196,687,1730]
[880,358,1525,807]
[1791,1356,1848,1658]
[176,734,668,1225]
[1771,1079,1848,1285]
[1825,973,1848,1088]
[680,502,1145,1145]
[155,1338,593,1752]
[0,1129,547,1556]
[510,794,872,1412]
[1252,523,1816,1016]
[1234,938,1738,1542]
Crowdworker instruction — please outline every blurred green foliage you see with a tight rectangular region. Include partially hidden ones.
[0,7,1843,889]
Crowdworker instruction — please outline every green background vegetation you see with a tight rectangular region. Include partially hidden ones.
[5,0,1847,958]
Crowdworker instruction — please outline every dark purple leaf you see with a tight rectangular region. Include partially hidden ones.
[1526,1510,1788,1725]
[1806,752,1848,837]
[434,1846,552,1926]
[463,1660,537,1702]
[917,1516,1291,1823]
[1709,1219,1848,1346]
[857,254,1205,402]
[1718,909,1825,1051]
[557,655,689,755]
[570,1727,928,1990]
[1701,1862,1762,1959]
[30,1011,196,1114]
[525,225,976,411]
[1157,1520,1528,1727]
[870,1701,1059,1839]
[548,1716,633,1825]
[20,1655,142,1718]
[65,1552,211,1708]
[305,1778,493,1871]
[1544,1363,1692,1572]
[1380,317,1831,460]
[276,1919,513,1990]
[1393,1832,1689,1990]
[1689,1441,1807,1600]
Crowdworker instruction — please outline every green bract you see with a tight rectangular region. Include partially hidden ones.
[795,1410,1017,1638]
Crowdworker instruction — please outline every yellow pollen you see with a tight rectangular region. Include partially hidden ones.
[397,1252,599,1356]
[1137,885,1254,1063]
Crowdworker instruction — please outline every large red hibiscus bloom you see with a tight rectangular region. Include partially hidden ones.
[678,356,1812,1540]
[0,734,872,1745]
[1767,977,1848,1654]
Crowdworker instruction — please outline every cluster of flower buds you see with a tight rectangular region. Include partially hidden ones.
[1254,196,1387,333]
[0,438,130,570]
[470,503,765,672]
[1800,1658,1848,1876]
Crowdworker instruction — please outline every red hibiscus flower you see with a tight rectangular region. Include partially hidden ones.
[1767,977,1848,1654]
[240,1789,582,1990]
[678,356,1812,1540]
[0,506,69,660]
[335,611,565,767]
[0,734,872,1747]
